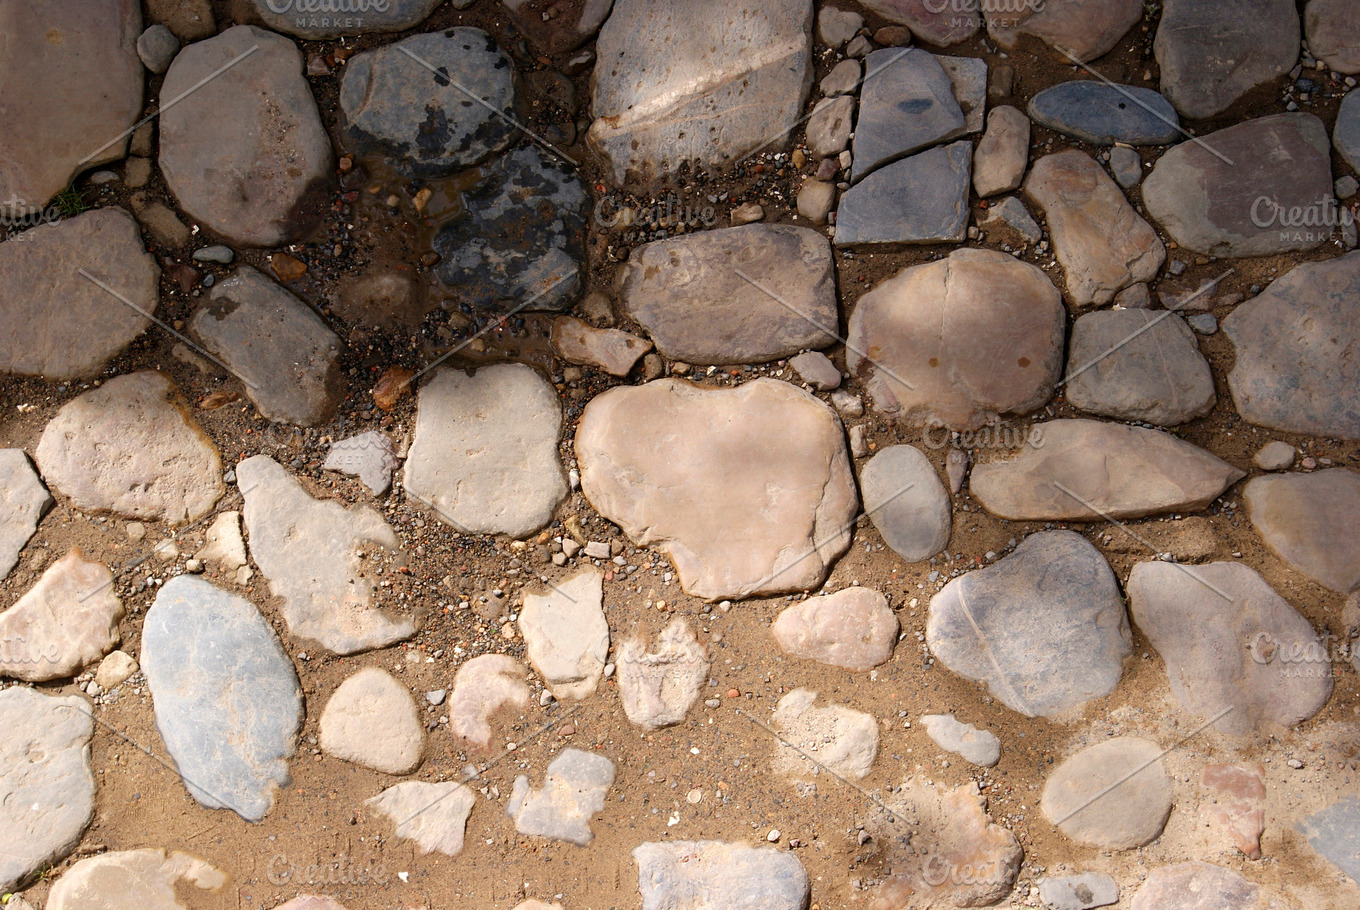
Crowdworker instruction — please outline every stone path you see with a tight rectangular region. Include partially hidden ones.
[519,568,610,700]
[770,587,897,670]
[1040,737,1172,849]
[508,748,616,845]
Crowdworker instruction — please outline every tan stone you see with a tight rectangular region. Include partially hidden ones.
[1041,737,1172,849]
[47,849,227,910]
[1202,763,1266,859]
[771,588,898,671]
[551,316,652,377]
[973,105,1030,197]
[771,689,877,781]
[1244,469,1360,592]
[0,550,121,682]
[618,618,708,730]
[988,0,1144,62]
[319,668,424,774]
[449,654,531,748]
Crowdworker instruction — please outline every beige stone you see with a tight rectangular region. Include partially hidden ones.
[0,550,121,682]
[551,316,652,377]
[1244,469,1360,592]
[973,105,1030,197]
[1041,738,1172,849]
[47,849,227,910]
[319,668,424,774]
[771,588,897,670]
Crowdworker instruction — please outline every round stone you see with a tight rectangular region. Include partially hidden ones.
[861,445,951,562]
[1041,737,1173,849]
[319,668,424,774]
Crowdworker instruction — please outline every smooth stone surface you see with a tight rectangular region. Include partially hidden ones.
[520,569,610,700]
[1341,91,1360,174]
[143,576,302,822]
[635,841,809,910]
[1025,150,1165,309]
[928,531,1131,718]
[1244,469,1360,592]
[1308,0,1360,74]
[450,654,531,748]
[137,24,179,74]
[551,316,652,377]
[861,445,952,560]
[618,618,708,730]
[575,379,857,600]
[856,0,978,46]
[0,689,94,893]
[617,224,837,365]
[818,6,863,47]
[820,58,861,95]
[1042,738,1172,849]
[367,781,476,857]
[0,209,159,380]
[0,450,51,581]
[251,0,443,38]
[1109,145,1143,187]
[788,351,840,390]
[1065,309,1216,425]
[771,688,877,780]
[36,372,223,524]
[46,849,226,910]
[322,431,398,495]
[970,420,1245,521]
[1029,81,1180,145]
[196,511,246,570]
[852,49,965,181]
[239,455,415,654]
[1203,763,1267,859]
[987,0,1143,62]
[95,649,139,690]
[846,248,1065,429]
[937,54,987,133]
[587,0,813,187]
[405,364,567,538]
[834,142,972,245]
[922,714,1001,767]
[771,587,898,671]
[160,26,332,246]
[1128,862,1291,910]
[1254,441,1296,471]
[973,105,1029,197]
[1299,796,1360,885]
[319,668,424,774]
[0,550,121,682]
[1142,113,1335,258]
[1039,873,1120,910]
[1222,252,1360,439]
[507,748,615,845]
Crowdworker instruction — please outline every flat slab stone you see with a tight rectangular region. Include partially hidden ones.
[1029,81,1181,145]
[617,224,837,365]
[587,0,813,187]
[322,431,398,496]
[858,1,978,46]
[0,209,159,380]
[405,364,568,538]
[1222,252,1360,439]
[239,454,415,654]
[634,841,810,910]
[974,105,1030,197]
[143,576,302,822]
[1039,873,1120,910]
[450,653,531,748]
[0,450,51,581]
[160,25,332,246]
[367,781,476,857]
[806,95,854,159]
[970,419,1244,521]
[1244,469,1360,592]
[46,849,227,910]
[928,530,1130,718]
[575,379,858,600]
[319,668,424,774]
[1299,796,1360,885]
[771,688,878,781]
[1155,0,1299,119]
[771,587,898,671]
[519,569,610,700]
[618,618,707,730]
[251,0,443,39]
[36,372,223,524]
[1203,763,1267,859]
[861,445,952,561]
[507,748,615,845]
[1041,738,1172,849]
[551,317,652,377]
[0,550,121,682]
[0,689,94,893]
[834,142,972,246]
[1337,89,1360,173]
[987,0,1144,62]
[788,351,840,390]
[845,248,1065,429]
[852,49,966,182]
[1307,0,1360,74]
[1128,862,1291,910]
[1142,113,1335,258]
[922,714,1001,767]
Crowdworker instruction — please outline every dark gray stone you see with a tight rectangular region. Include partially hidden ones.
[1029,82,1180,146]
[1337,89,1360,174]
[136,24,180,74]
[250,0,444,39]
[852,48,965,182]
[1299,797,1360,885]
[835,142,971,246]
[1109,145,1143,187]
[634,841,810,910]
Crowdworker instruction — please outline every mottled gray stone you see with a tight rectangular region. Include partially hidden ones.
[806,95,855,160]
[1029,82,1180,145]
[137,24,179,74]
[788,351,840,390]
[1299,797,1360,885]
[1042,738,1171,849]
[982,195,1042,241]
[1109,145,1143,187]
[1039,873,1119,910]
[771,587,898,670]
[1254,441,1296,472]
[322,431,398,495]
[1343,91,1360,175]
[508,748,615,845]
[922,714,1000,767]
[1308,0,1360,74]
[618,618,708,730]
[861,445,951,561]
[937,55,987,133]
[835,141,972,245]
[820,58,861,95]
[1244,469,1360,593]
[519,569,610,700]
[852,49,965,182]
[367,781,476,857]
[634,841,810,910]
[1128,862,1291,910]
[0,450,51,581]
[818,6,863,47]
[319,668,424,774]
[0,550,121,682]
[250,0,443,38]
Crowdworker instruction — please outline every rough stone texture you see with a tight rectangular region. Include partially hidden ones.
[983,194,1043,241]
[852,49,965,181]
[1336,89,1360,174]
[1142,114,1335,259]
[0,550,121,682]
[0,0,142,210]
[974,105,1030,197]
[576,379,857,600]
[1025,150,1166,309]
[1222,253,1360,439]
[96,649,139,690]
[771,587,898,671]
[36,372,223,524]
[1042,737,1172,850]
[1039,873,1120,910]
[834,142,973,246]
[987,0,1143,62]
[520,568,610,699]
[1128,862,1291,910]
[618,618,708,730]
[771,688,878,780]
[46,849,227,910]
[1065,309,1216,425]
[818,6,863,47]
[239,454,415,654]
[856,1,978,46]
[1299,797,1360,885]
[160,26,332,246]
[1110,145,1143,187]
[1307,0,1360,74]
[319,668,423,774]
[938,54,988,133]
[322,431,398,496]
[1155,0,1299,120]
[0,450,51,581]
[846,248,1065,430]
[1202,763,1267,860]
[142,576,302,822]
[928,531,1130,718]
[507,748,615,845]
[806,95,855,159]
[251,0,444,39]
[196,511,246,570]
[634,841,810,910]
[367,781,476,857]
[820,58,861,95]
[1029,82,1180,145]
[0,209,160,381]
[617,224,837,365]
[1244,469,1360,592]
[861,445,952,561]
[450,654,531,748]
[503,0,614,54]
[194,266,345,427]
[587,0,813,187]
[405,364,567,538]
[922,714,1001,767]
[970,420,1245,521]
[0,688,94,893]
[788,351,840,390]
[551,316,652,377]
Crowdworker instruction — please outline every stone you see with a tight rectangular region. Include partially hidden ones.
[1065,309,1216,425]
[513,903,561,910]
[1299,797,1360,885]
[857,1,978,46]
[519,569,610,700]
[982,195,1043,242]
[1307,0,1360,74]
[1189,311,1218,335]
[972,419,1244,520]
[197,511,246,571]
[405,364,567,538]
[1156,0,1298,119]
[319,668,423,774]
[1244,469,1360,592]
[132,201,191,247]
[36,372,223,524]
[788,351,840,390]
[795,177,836,225]
[275,899,347,910]
[836,141,973,246]
[818,6,863,46]
[1114,282,1151,308]
[1025,150,1165,309]
[1142,114,1335,258]
[433,145,589,313]
[367,781,476,857]
[921,714,1001,767]
[820,58,861,95]
[1202,763,1267,860]
[928,531,1130,718]
[576,379,857,600]
[46,849,227,910]
[771,688,878,780]
[145,0,214,41]
[1029,82,1181,145]
[501,0,613,53]
[137,24,179,74]
[1039,873,1120,910]
[1128,862,1291,910]
[160,26,331,246]
[973,105,1029,197]
[1254,442,1296,471]
[250,0,442,37]
[123,156,152,188]
[507,748,615,845]
[239,455,415,654]
[805,95,855,159]
[1109,145,1143,187]
[862,445,952,562]
[771,587,898,670]
[852,49,965,182]
[588,0,813,187]
[937,54,988,133]
[321,432,398,496]
[1222,253,1360,439]
[96,649,139,690]
[449,654,531,748]
[142,576,302,821]
[0,550,121,682]
[0,689,94,893]
[618,224,836,365]
[0,451,50,581]
[1338,174,1360,200]
[551,316,652,377]
[988,0,1143,62]
[0,209,160,380]
[1042,737,1172,849]
[618,618,708,730]
[846,248,1065,430]
[635,841,809,910]
[0,0,142,211]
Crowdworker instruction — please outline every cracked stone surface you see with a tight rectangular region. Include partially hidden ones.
[771,688,878,781]
[449,653,532,748]
[367,781,477,857]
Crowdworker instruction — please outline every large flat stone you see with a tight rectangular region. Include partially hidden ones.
[771,587,898,671]
[634,841,810,910]
[771,688,878,781]
[1244,469,1360,593]
[1128,862,1291,910]
[0,450,51,581]
[857,1,978,46]
[852,49,966,182]
[250,0,443,38]
[1041,738,1171,849]
[519,569,610,700]
[1299,797,1360,885]
[1307,0,1360,74]
[508,748,615,845]
[987,0,1144,62]
[1029,81,1181,145]
[449,654,531,749]
[46,849,227,910]
[834,142,972,246]
[0,550,121,682]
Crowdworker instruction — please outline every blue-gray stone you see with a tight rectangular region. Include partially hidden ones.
[835,142,972,247]
[1039,872,1119,910]
[142,575,302,823]
[1300,797,1360,885]
[1029,82,1181,146]
[852,48,966,183]
[1187,313,1218,335]
[1337,89,1360,175]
